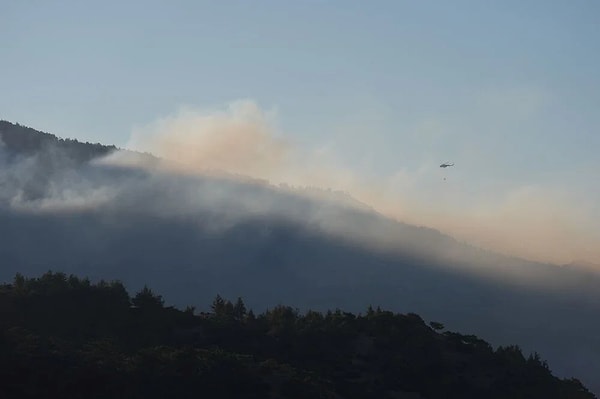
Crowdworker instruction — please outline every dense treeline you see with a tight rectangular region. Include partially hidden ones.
[0,272,594,399]
[0,120,116,163]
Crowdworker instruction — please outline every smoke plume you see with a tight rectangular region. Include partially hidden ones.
[124,100,600,266]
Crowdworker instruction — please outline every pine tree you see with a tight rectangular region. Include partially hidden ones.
[211,294,226,316]
[132,285,164,309]
[233,297,247,321]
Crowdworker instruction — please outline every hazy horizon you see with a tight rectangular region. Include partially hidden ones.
[124,101,600,266]
[2,1,599,264]
[3,112,599,268]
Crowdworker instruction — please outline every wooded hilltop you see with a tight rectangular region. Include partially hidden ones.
[0,271,594,399]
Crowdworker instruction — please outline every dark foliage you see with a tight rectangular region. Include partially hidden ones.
[0,120,116,163]
[0,272,594,399]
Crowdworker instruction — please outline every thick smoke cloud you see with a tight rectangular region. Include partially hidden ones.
[0,134,400,250]
[2,100,598,270]
[125,100,600,266]
[1,119,594,292]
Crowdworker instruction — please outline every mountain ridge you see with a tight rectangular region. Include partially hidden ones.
[1,119,600,394]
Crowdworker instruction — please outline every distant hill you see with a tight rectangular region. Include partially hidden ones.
[0,271,595,398]
[1,120,600,395]
[0,120,116,162]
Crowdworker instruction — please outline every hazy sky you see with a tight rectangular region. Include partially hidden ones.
[2,1,599,264]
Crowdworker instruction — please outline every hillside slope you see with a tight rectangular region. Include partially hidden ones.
[1,120,599,393]
[0,271,595,398]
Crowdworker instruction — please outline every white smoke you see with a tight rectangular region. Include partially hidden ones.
[121,100,600,266]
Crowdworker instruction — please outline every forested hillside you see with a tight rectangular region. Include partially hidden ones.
[2,120,600,394]
[0,272,594,399]
[0,120,116,163]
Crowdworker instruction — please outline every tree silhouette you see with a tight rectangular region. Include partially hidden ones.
[211,294,226,316]
[0,271,595,399]
[429,321,445,331]
[233,297,247,321]
[132,285,164,309]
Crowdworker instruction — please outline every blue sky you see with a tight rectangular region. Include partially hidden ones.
[1,1,599,263]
